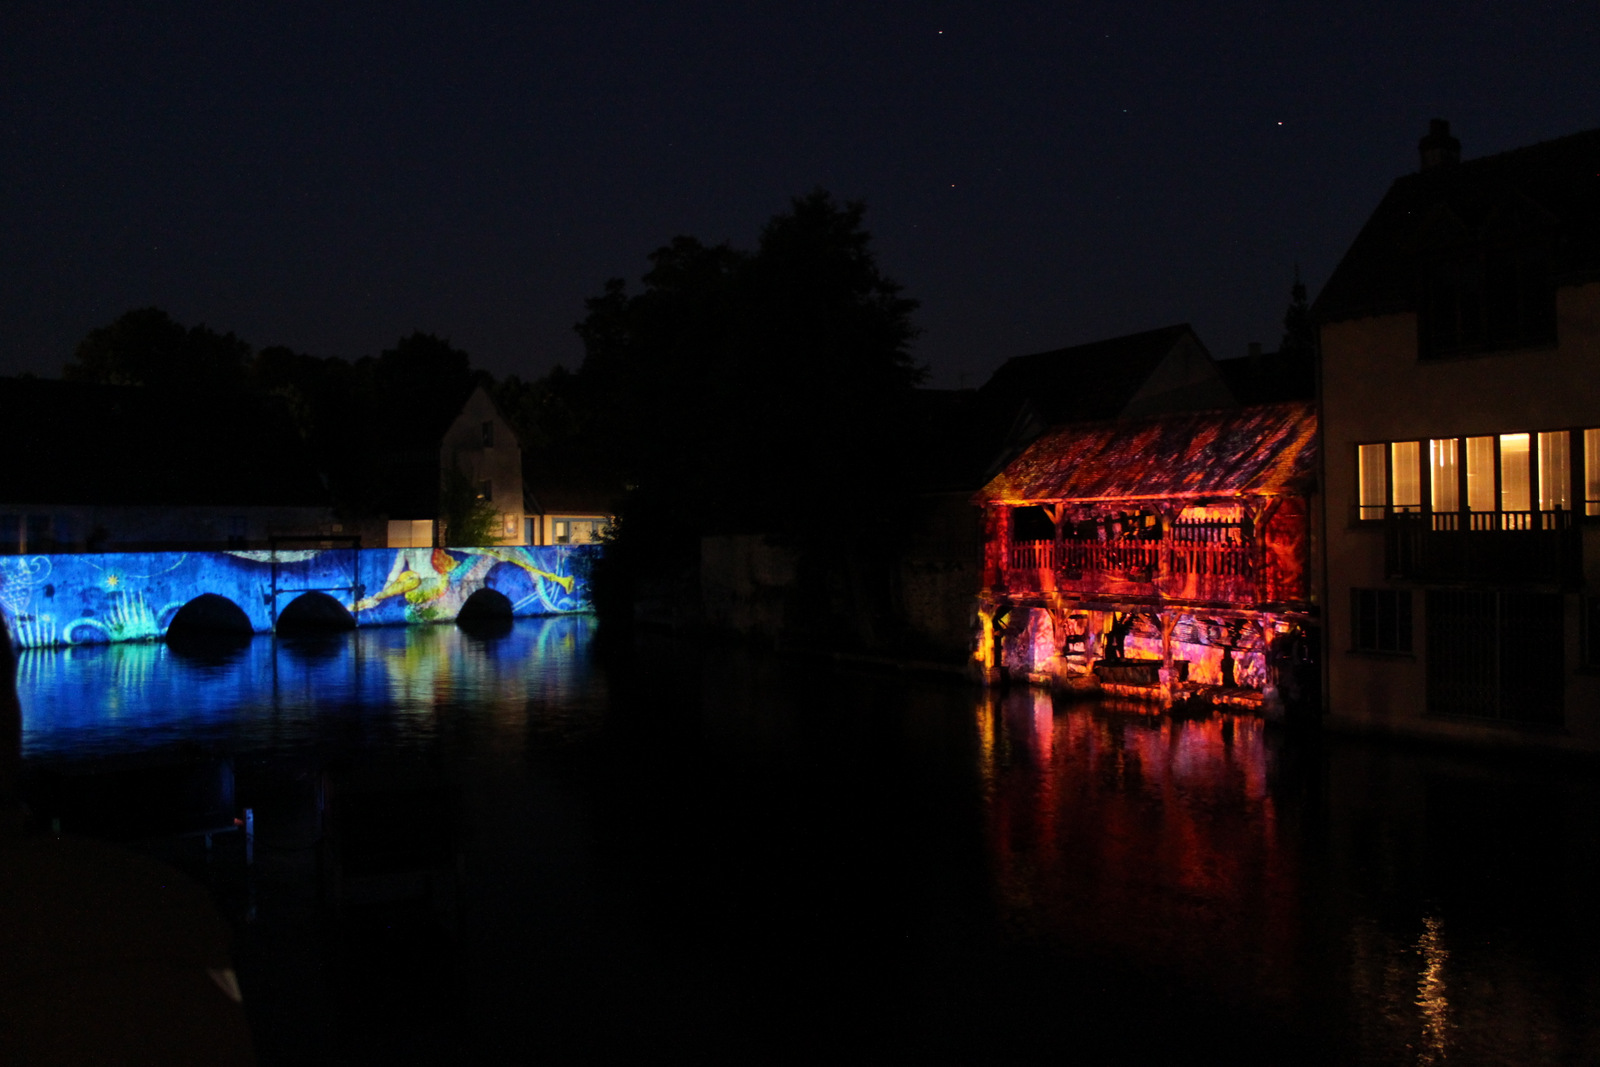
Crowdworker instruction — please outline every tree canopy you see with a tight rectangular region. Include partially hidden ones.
[61,313,487,524]
[65,307,251,392]
[571,190,923,545]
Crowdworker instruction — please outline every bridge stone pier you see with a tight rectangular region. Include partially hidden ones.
[0,545,595,648]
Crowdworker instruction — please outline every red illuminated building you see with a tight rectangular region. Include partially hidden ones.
[972,401,1319,713]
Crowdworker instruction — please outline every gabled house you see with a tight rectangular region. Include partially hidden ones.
[1314,121,1600,746]
[968,323,1236,484]
[972,401,1319,713]
[382,384,528,548]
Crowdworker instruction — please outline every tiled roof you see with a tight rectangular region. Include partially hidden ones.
[977,324,1205,426]
[920,324,1233,492]
[973,401,1316,505]
[1313,127,1600,324]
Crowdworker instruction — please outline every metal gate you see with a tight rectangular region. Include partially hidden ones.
[267,535,363,630]
[1426,589,1563,725]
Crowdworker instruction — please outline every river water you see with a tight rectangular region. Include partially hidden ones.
[17,616,1600,1064]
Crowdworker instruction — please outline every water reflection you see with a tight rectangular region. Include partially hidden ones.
[976,686,1600,1064]
[15,622,1600,1064]
[19,615,599,761]
[979,691,1302,1015]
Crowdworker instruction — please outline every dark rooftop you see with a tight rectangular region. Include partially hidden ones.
[919,324,1234,493]
[1313,126,1600,325]
[978,324,1210,427]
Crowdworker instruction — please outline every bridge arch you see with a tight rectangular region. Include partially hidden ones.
[166,593,254,640]
[456,587,513,629]
[276,591,356,633]
[483,560,538,611]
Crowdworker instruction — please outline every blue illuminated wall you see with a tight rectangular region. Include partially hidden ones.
[0,545,595,648]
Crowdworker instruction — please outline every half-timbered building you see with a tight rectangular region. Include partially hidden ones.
[972,401,1319,714]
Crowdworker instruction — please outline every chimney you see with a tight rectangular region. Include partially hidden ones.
[1419,118,1461,171]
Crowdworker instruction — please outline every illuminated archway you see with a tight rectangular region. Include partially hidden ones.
[276,591,357,633]
[165,593,254,640]
[1002,606,1056,678]
[483,560,537,610]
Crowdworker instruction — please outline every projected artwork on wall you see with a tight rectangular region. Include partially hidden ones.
[0,545,595,648]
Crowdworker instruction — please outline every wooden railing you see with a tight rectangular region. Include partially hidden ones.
[1060,540,1162,578]
[1008,540,1056,570]
[1166,542,1253,579]
[1004,537,1260,601]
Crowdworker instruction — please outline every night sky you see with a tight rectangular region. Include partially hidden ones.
[4,3,1596,389]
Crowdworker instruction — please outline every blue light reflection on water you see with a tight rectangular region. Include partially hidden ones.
[18,615,600,761]
[16,619,1600,1064]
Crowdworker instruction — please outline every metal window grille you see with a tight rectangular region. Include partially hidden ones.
[1426,589,1563,725]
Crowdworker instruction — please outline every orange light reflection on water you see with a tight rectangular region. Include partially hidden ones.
[978,692,1299,1009]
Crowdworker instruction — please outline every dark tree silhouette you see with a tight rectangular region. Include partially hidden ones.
[65,307,251,392]
[1279,269,1316,366]
[571,190,924,625]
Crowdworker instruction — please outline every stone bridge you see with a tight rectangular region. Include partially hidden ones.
[0,544,596,648]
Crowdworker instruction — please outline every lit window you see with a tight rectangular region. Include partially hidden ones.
[1500,433,1530,513]
[1466,436,1496,512]
[1391,441,1421,513]
[1430,438,1459,513]
[554,520,569,544]
[1585,429,1600,517]
[1538,431,1571,512]
[1358,443,1387,520]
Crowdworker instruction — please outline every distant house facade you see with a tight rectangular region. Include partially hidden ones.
[523,488,613,547]
[972,402,1319,714]
[1315,122,1600,747]
[383,385,529,548]
[0,378,334,552]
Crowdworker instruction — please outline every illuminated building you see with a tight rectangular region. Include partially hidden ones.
[903,325,1239,658]
[1315,122,1600,746]
[972,401,1319,713]
[384,384,531,548]
[523,483,615,547]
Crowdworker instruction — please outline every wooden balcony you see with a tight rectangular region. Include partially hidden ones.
[1004,538,1263,604]
[1384,510,1580,586]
